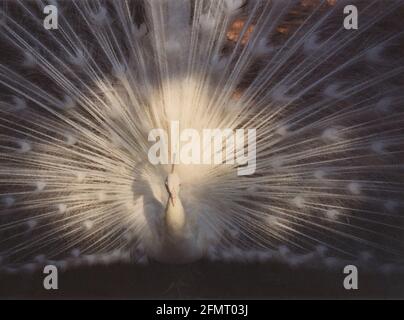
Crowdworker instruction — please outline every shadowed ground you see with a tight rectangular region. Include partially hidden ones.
[0,261,403,299]
[0,1,403,301]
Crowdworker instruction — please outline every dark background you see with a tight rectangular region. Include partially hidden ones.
[1,261,403,299]
[0,0,403,301]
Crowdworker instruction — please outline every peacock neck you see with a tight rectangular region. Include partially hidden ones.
[164,197,187,238]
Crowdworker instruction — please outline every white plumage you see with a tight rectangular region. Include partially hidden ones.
[0,0,403,273]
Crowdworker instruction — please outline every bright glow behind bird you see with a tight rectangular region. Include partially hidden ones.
[0,0,403,272]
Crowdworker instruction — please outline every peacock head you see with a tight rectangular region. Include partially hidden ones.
[165,165,181,207]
